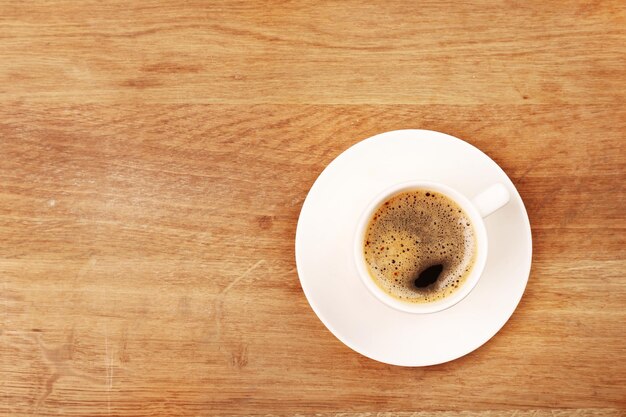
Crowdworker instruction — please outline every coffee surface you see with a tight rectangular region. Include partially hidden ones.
[363,189,477,303]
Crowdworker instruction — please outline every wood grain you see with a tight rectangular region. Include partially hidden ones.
[0,0,625,104]
[1,1,625,416]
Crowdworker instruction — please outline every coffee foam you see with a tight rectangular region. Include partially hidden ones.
[363,189,477,303]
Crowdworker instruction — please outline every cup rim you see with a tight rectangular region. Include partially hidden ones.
[354,180,489,314]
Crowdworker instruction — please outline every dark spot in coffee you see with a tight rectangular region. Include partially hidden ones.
[414,264,444,288]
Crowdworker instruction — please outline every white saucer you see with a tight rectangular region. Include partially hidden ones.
[295,130,532,366]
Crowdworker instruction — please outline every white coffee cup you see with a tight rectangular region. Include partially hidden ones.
[354,181,510,314]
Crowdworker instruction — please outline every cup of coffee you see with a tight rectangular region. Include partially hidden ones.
[354,181,510,314]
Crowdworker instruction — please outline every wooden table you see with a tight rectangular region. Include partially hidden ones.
[1,1,625,416]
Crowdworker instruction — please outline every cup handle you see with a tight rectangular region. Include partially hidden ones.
[471,183,510,218]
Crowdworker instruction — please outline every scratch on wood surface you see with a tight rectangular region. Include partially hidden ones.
[34,330,100,413]
[214,260,266,340]
[35,330,74,411]
[220,259,266,296]
[104,326,113,415]
[506,71,526,100]
[229,344,249,369]
[36,373,60,413]
[77,256,98,280]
